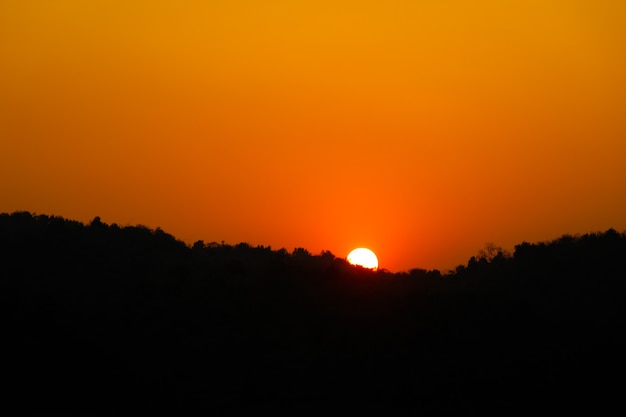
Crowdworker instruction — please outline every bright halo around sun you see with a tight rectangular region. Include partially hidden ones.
[347,248,379,270]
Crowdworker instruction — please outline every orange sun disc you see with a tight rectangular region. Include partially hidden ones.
[347,248,379,270]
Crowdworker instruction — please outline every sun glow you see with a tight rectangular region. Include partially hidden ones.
[347,248,379,270]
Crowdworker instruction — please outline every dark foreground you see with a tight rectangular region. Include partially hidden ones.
[1,212,625,415]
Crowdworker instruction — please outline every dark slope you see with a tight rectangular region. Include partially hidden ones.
[1,212,625,414]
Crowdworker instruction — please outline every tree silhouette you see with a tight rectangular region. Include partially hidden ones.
[1,211,625,413]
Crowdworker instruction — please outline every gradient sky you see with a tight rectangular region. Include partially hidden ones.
[1,0,625,271]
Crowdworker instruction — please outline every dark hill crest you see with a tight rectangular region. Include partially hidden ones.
[1,211,625,413]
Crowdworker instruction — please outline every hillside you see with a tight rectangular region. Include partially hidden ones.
[1,212,625,414]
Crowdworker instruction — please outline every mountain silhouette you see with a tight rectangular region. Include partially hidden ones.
[1,211,625,414]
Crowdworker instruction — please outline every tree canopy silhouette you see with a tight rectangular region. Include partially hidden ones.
[1,211,625,414]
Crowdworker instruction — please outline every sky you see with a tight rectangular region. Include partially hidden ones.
[1,0,625,272]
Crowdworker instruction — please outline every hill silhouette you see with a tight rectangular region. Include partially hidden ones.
[1,211,625,414]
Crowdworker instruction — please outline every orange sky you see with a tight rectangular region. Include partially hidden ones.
[1,0,625,272]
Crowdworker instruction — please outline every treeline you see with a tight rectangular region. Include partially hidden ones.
[1,211,625,414]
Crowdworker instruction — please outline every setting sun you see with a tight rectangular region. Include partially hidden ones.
[347,248,379,270]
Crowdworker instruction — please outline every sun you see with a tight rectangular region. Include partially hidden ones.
[347,248,379,270]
